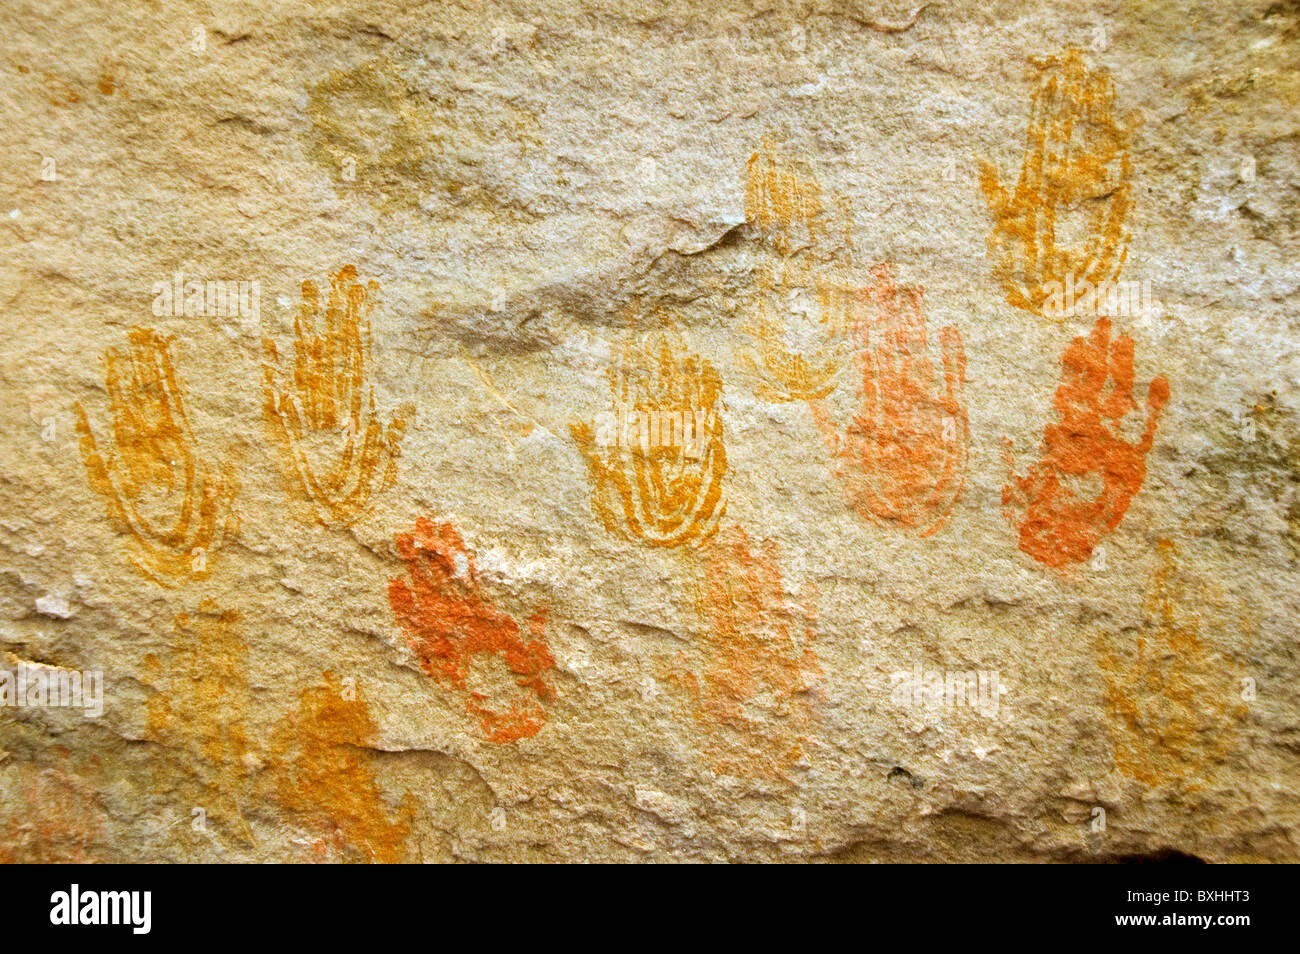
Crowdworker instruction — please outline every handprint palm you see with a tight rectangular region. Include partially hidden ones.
[666,526,820,782]
[389,519,555,743]
[1099,541,1245,788]
[980,48,1136,317]
[813,263,968,537]
[572,328,728,548]
[76,327,236,580]
[263,265,410,527]
[1004,316,1169,567]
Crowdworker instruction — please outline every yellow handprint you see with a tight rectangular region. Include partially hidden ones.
[75,328,236,581]
[739,141,852,402]
[571,324,727,548]
[263,265,411,527]
[980,49,1138,318]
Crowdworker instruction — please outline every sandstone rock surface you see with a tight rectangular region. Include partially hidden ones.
[0,0,1297,862]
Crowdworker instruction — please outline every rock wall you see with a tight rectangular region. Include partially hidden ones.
[1,0,1297,862]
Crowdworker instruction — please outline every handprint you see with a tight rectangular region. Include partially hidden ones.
[571,326,728,548]
[744,139,827,257]
[389,519,555,743]
[812,263,968,537]
[980,49,1137,317]
[741,260,853,403]
[739,141,852,402]
[665,526,820,782]
[75,327,236,581]
[271,672,416,863]
[1098,541,1246,789]
[0,751,105,863]
[263,265,411,527]
[1005,316,1169,567]
[144,602,253,829]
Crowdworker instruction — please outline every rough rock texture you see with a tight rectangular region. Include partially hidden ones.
[0,0,1297,863]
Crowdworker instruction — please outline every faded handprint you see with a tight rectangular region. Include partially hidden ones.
[665,526,820,782]
[75,327,236,581]
[1098,541,1246,789]
[0,750,105,863]
[389,518,555,743]
[812,263,968,537]
[741,260,853,403]
[1004,316,1169,568]
[744,139,827,257]
[980,49,1137,317]
[263,265,411,527]
[571,327,728,548]
[144,602,253,833]
[271,672,416,863]
[739,141,852,402]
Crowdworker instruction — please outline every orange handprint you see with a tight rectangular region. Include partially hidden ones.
[263,265,411,527]
[271,672,416,863]
[812,263,968,537]
[665,526,820,782]
[389,519,555,743]
[75,327,236,581]
[980,49,1137,317]
[1004,316,1169,568]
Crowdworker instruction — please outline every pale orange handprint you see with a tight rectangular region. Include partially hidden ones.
[75,327,236,581]
[1004,316,1168,568]
[263,265,411,527]
[0,750,105,863]
[665,525,820,782]
[980,48,1137,317]
[812,263,968,537]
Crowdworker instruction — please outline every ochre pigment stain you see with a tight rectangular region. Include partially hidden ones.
[812,263,968,537]
[1098,541,1246,789]
[744,139,827,257]
[740,142,852,402]
[271,672,415,863]
[389,519,554,743]
[665,526,820,782]
[76,327,237,582]
[304,56,543,217]
[263,265,411,527]
[980,48,1136,318]
[1004,316,1168,567]
[144,602,252,827]
[0,750,105,863]
[571,326,728,548]
[305,58,434,212]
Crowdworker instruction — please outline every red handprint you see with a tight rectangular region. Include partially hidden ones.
[389,519,554,743]
[1004,316,1169,567]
